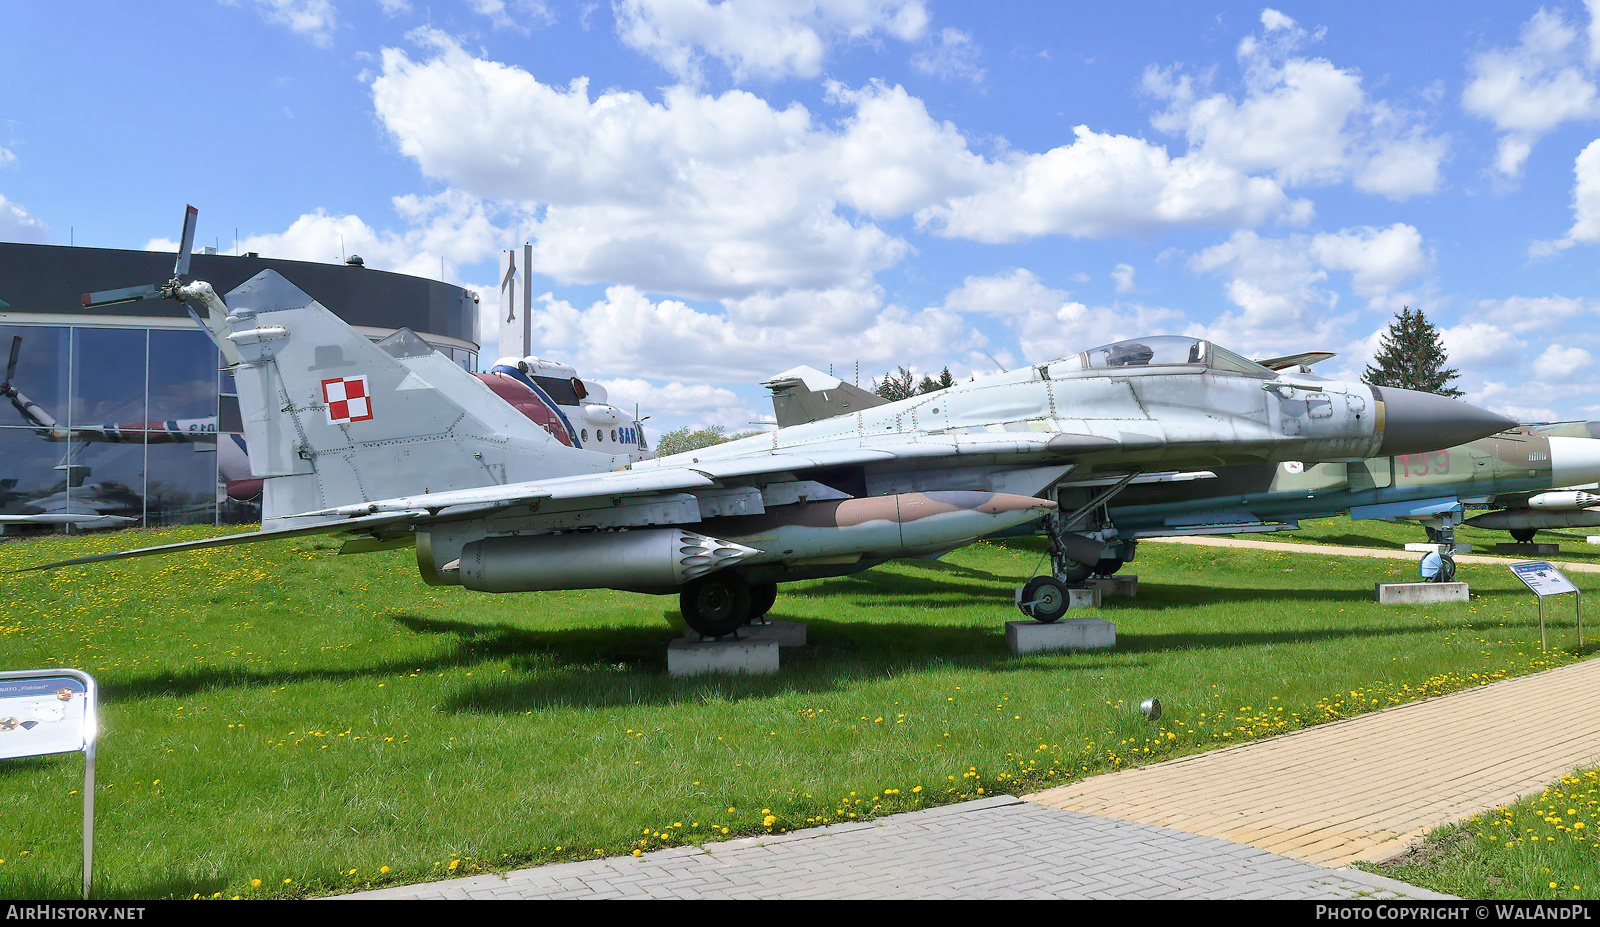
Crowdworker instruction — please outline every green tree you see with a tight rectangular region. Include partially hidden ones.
[874,365,953,401]
[1363,306,1463,398]
[873,366,917,401]
[916,366,955,394]
[654,424,762,457]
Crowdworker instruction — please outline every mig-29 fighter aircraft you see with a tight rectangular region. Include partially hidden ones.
[23,208,1517,637]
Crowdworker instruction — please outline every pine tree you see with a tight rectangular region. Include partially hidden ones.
[1363,306,1462,398]
[872,366,917,401]
[875,365,954,400]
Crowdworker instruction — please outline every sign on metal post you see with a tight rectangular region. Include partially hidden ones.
[0,669,98,899]
[1508,561,1584,652]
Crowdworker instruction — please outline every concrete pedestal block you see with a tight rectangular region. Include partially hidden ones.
[1403,543,1473,554]
[675,619,807,646]
[1374,582,1469,604]
[1006,617,1117,654]
[1086,575,1139,598]
[667,621,807,676]
[1066,586,1102,607]
[1494,543,1560,555]
[667,636,781,676]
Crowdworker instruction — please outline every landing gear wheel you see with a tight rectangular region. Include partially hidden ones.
[1510,528,1537,544]
[1092,557,1124,577]
[1420,551,1457,583]
[1019,576,1071,623]
[749,582,778,621]
[680,574,752,638]
[1055,558,1093,584]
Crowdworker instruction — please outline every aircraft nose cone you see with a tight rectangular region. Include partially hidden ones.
[1374,387,1518,457]
[1547,436,1600,487]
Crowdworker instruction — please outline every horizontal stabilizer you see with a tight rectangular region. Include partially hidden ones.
[11,511,425,573]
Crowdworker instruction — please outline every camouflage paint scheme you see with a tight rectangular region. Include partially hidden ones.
[1460,422,1600,537]
[1078,427,1600,544]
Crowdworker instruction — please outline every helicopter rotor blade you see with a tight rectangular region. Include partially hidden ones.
[174,204,198,278]
[4,336,20,387]
[80,284,161,308]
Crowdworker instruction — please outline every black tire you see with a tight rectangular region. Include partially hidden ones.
[1510,528,1537,544]
[1019,576,1071,623]
[1055,558,1093,584]
[1420,552,1457,583]
[749,582,778,620]
[680,574,752,637]
[1092,557,1124,577]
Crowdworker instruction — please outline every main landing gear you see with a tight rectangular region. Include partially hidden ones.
[678,573,779,638]
[1016,507,1135,622]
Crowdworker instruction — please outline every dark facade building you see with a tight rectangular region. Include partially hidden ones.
[0,243,479,532]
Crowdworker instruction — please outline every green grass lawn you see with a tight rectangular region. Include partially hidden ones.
[0,524,1594,900]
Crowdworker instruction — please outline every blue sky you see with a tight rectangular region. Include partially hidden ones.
[5,1,1600,438]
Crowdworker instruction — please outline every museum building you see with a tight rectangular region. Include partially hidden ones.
[0,242,480,532]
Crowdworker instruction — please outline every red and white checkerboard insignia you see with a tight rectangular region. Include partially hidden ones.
[321,376,375,425]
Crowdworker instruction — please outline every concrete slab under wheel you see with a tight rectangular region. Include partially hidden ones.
[1403,543,1472,554]
[1086,574,1138,597]
[1007,617,1116,654]
[1375,582,1468,604]
[1496,542,1560,555]
[667,620,807,676]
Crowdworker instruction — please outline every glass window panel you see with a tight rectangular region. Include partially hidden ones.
[49,441,146,527]
[144,443,218,526]
[70,328,147,431]
[0,326,70,435]
[147,329,219,424]
[0,426,80,533]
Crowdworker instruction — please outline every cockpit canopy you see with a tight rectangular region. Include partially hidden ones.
[1079,335,1275,377]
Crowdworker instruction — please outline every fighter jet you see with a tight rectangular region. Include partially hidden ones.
[22,208,1517,638]
[1458,421,1600,542]
[1044,426,1600,589]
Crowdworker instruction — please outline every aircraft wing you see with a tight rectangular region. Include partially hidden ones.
[288,434,1086,521]
[12,435,1074,574]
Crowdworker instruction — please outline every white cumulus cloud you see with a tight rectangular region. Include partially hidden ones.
[1463,5,1600,181]
[0,194,48,244]
[1144,10,1446,200]
[915,125,1306,242]
[613,0,929,83]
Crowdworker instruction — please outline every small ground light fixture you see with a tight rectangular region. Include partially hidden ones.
[1140,698,1162,721]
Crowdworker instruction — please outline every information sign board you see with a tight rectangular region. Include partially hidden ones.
[0,669,98,898]
[0,672,93,760]
[1509,561,1584,653]
[1510,560,1579,597]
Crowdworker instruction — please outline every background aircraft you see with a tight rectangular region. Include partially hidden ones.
[1052,427,1600,585]
[31,208,1517,637]
[1460,421,1600,542]
[477,353,651,463]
